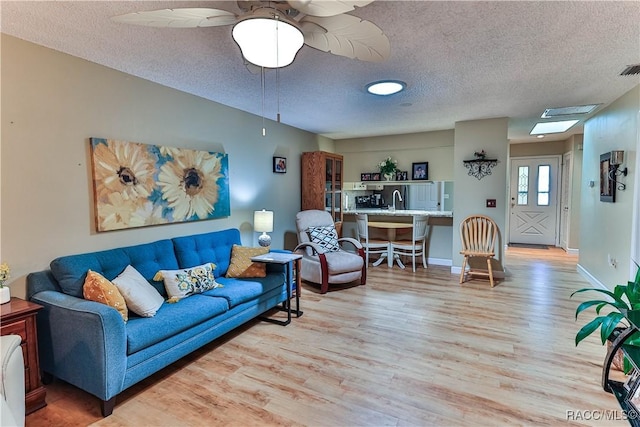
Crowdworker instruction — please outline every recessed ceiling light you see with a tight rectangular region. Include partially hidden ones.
[541,104,600,118]
[537,134,545,139]
[366,80,406,96]
[530,120,579,135]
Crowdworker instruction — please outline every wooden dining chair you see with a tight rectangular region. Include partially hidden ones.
[390,215,429,272]
[355,214,390,266]
[459,214,499,287]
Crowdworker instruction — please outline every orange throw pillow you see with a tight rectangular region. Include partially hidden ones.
[225,245,269,278]
[83,270,128,322]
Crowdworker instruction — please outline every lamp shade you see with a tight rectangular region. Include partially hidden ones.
[232,9,304,68]
[253,209,274,233]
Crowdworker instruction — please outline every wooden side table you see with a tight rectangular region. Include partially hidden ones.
[1,297,47,414]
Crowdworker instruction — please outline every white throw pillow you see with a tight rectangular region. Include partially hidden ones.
[112,265,164,317]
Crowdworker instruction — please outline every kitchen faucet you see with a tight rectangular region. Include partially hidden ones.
[391,189,403,211]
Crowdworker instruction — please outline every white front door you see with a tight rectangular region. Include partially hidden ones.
[509,156,560,245]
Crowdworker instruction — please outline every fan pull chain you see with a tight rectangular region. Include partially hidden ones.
[276,18,281,124]
[261,66,266,137]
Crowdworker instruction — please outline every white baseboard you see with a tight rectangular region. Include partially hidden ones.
[565,247,579,255]
[428,257,452,267]
[576,263,608,290]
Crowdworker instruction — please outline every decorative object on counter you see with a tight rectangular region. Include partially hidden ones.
[395,170,408,181]
[0,262,10,304]
[411,162,428,180]
[474,150,487,160]
[463,153,498,180]
[273,156,287,173]
[378,157,398,181]
[254,209,274,247]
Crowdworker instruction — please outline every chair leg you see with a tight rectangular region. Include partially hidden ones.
[459,256,467,284]
[487,257,495,287]
[411,252,416,273]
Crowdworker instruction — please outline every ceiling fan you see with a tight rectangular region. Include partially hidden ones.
[112,0,390,68]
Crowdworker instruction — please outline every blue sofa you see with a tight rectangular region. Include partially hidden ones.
[26,228,292,416]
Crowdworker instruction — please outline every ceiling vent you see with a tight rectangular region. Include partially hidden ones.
[620,64,640,76]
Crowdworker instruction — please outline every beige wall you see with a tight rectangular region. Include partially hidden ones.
[579,85,639,288]
[335,130,455,182]
[453,118,509,270]
[1,35,321,299]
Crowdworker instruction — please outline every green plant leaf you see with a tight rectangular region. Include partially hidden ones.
[600,312,625,344]
[576,316,605,346]
[574,299,628,319]
[571,287,629,309]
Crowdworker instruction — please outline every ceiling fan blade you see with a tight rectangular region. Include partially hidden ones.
[300,14,389,62]
[288,0,374,17]
[112,8,238,28]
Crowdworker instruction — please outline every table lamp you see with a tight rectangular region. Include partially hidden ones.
[253,209,274,247]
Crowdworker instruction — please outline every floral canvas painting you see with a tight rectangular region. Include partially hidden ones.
[90,138,230,232]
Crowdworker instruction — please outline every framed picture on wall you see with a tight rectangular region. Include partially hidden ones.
[600,152,615,202]
[361,173,371,181]
[273,156,287,173]
[396,170,408,181]
[412,162,428,180]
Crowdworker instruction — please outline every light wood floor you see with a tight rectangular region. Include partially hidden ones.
[26,248,626,426]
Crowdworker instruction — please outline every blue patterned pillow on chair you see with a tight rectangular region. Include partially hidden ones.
[307,225,340,252]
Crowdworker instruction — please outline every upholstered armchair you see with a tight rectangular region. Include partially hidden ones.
[1,335,25,427]
[294,210,366,294]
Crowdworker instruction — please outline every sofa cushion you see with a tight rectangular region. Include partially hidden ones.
[113,265,165,317]
[83,270,128,322]
[172,229,241,278]
[50,239,178,298]
[225,245,268,278]
[125,294,229,354]
[155,262,221,300]
[211,274,284,307]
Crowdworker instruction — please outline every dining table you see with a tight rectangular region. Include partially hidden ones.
[367,221,413,268]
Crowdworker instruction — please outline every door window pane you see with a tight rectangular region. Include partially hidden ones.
[517,166,529,205]
[537,165,550,206]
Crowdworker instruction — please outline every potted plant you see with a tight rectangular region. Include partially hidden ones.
[378,157,398,181]
[0,262,10,304]
[572,263,640,372]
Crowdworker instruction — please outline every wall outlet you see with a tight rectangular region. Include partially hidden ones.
[608,254,618,268]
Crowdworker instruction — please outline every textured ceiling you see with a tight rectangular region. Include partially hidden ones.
[1,1,639,142]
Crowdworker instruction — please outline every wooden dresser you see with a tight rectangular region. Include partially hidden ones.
[1,297,47,414]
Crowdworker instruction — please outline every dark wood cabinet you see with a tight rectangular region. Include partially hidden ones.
[1,297,47,414]
[301,151,343,227]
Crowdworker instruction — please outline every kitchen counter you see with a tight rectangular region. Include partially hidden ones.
[344,209,453,217]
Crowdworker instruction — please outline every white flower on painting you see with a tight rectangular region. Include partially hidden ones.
[92,139,156,201]
[157,150,222,221]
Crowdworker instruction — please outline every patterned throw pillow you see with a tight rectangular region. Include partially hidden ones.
[154,262,220,300]
[83,270,128,322]
[225,245,269,278]
[307,225,340,252]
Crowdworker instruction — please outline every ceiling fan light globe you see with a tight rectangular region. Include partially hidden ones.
[232,16,303,68]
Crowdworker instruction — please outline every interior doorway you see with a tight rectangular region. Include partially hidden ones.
[509,156,561,246]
